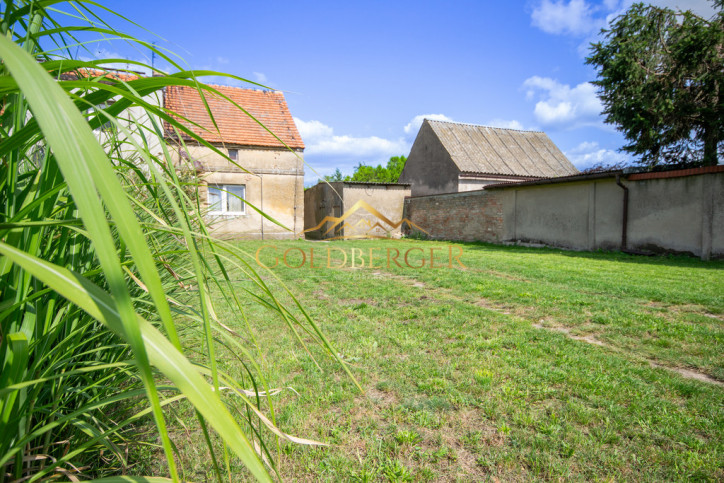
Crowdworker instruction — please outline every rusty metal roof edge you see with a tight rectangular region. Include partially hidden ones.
[484,170,623,189]
[340,181,412,187]
[458,171,543,179]
[485,164,724,189]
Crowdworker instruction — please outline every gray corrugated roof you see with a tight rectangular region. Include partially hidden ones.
[427,120,578,178]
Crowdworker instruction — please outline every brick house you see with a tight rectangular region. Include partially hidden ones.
[164,85,304,238]
[399,119,578,196]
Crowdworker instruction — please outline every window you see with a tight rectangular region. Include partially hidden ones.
[208,184,245,215]
[228,148,238,161]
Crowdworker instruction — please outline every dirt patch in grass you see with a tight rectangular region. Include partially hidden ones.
[370,270,426,289]
[533,322,607,347]
[474,298,512,315]
[364,387,399,407]
[642,301,723,321]
[648,362,724,387]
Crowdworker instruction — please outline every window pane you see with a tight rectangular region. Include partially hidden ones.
[228,149,238,160]
[226,185,245,212]
[208,185,222,212]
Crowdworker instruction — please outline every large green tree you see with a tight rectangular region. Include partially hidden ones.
[347,155,407,182]
[322,155,407,183]
[586,1,723,167]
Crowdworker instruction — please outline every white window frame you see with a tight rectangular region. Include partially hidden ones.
[207,184,246,216]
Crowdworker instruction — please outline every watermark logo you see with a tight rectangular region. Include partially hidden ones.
[301,199,429,240]
[255,245,465,270]
[255,200,464,270]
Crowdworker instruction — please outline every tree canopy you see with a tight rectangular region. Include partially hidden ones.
[322,156,407,183]
[586,1,723,167]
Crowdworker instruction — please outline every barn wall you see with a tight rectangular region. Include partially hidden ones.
[398,121,459,196]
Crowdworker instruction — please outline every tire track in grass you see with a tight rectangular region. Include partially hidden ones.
[372,270,724,388]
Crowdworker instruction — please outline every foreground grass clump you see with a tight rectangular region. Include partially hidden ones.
[197,240,722,481]
[1,2,349,481]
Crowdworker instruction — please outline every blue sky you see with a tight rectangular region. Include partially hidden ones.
[77,0,716,183]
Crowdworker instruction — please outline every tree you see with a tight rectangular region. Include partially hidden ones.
[318,156,408,183]
[586,2,723,167]
[347,155,407,182]
[323,168,345,182]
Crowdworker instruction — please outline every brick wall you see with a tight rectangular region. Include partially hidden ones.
[403,189,504,242]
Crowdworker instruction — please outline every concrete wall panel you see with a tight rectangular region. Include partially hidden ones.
[512,182,591,248]
[403,170,723,260]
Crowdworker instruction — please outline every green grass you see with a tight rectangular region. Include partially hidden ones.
[184,239,724,481]
[1,3,333,480]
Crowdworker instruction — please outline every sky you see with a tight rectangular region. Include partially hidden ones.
[73,0,717,184]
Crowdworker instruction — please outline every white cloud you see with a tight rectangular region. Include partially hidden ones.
[565,141,629,169]
[523,76,602,127]
[485,119,528,130]
[532,0,718,42]
[216,56,229,64]
[252,72,268,84]
[531,0,603,36]
[310,135,407,157]
[403,113,454,136]
[294,117,408,158]
[294,118,334,143]
[299,114,463,183]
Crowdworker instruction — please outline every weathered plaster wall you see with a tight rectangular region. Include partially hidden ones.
[172,144,304,238]
[303,182,343,239]
[304,183,411,239]
[399,122,459,196]
[97,91,164,163]
[403,171,724,260]
[502,180,623,251]
[342,184,411,238]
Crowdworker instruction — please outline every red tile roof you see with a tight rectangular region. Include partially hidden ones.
[626,164,724,180]
[59,68,142,82]
[164,85,304,150]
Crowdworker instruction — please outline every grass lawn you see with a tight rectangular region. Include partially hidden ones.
[173,239,723,481]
